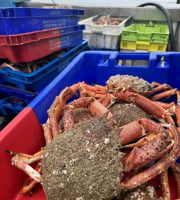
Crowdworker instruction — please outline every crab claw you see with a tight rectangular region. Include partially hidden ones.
[120,125,180,189]
[123,136,173,172]
[119,118,166,145]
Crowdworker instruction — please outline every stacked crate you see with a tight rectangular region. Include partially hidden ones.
[0,7,86,117]
[120,23,169,52]
[79,15,132,49]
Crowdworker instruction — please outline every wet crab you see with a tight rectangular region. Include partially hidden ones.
[106,75,177,101]
[7,76,180,199]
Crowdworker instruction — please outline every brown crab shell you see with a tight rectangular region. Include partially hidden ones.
[42,117,124,200]
[109,103,151,126]
[106,75,153,97]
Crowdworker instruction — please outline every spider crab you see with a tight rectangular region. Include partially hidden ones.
[8,75,180,199]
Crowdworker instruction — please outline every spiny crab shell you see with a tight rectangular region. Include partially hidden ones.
[42,117,124,200]
[106,75,153,97]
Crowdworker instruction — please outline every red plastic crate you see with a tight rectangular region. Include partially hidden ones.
[0,108,45,200]
[0,25,85,45]
[0,25,84,63]
[0,47,6,58]
[0,109,178,200]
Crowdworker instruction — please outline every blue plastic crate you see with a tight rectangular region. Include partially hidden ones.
[0,81,37,116]
[0,15,79,35]
[0,40,88,92]
[0,83,37,102]
[0,7,84,17]
[27,51,180,124]
[0,97,25,116]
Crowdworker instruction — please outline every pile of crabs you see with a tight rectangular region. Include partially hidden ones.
[8,75,180,200]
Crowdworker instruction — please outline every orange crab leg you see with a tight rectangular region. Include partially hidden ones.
[43,122,53,144]
[160,171,170,200]
[62,108,74,131]
[175,105,180,127]
[21,164,42,195]
[176,90,180,106]
[47,96,60,137]
[11,155,42,183]
[112,91,174,124]
[151,88,177,101]
[151,82,172,93]
[77,82,107,98]
[120,125,180,189]
[7,149,44,164]
[47,87,78,137]
[171,164,180,199]
[155,101,175,110]
[68,97,94,108]
[94,84,108,91]
[62,97,95,131]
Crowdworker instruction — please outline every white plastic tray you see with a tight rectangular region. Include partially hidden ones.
[79,15,132,49]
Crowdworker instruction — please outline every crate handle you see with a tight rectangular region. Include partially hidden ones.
[107,52,157,68]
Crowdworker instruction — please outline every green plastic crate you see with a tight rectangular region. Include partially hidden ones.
[121,24,169,43]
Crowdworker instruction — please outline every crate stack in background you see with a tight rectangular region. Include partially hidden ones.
[79,15,132,50]
[0,7,87,121]
[120,23,170,52]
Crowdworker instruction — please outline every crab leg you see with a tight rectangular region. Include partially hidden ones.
[21,164,42,195]
[120,125,180,190]
[175,105,180,127]
[47,87,78,137]
[155,101,175,110]
[43,122,53,144]
[160,171,170,200]
[112,91,174,124]
[47,96,60,137]
[79,82,108,98]
[62,97,94,131]
[6,149,44,164]
[151,82,172,93]
[171,164,180,199]
[151,88,177,101]
[177,90,180,106]
[11,155,42,183]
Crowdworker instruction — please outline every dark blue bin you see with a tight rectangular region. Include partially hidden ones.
[0,97,25,116]
[0,7,84,17]
[0,83,37,102]
[0,81,37,116]
[0,15,79,35]
[28,51,180,124]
